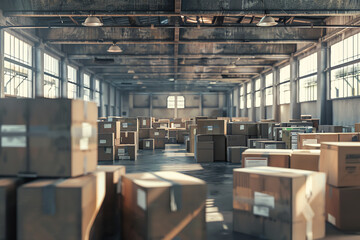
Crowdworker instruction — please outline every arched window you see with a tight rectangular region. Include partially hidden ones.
[167,96,185,109]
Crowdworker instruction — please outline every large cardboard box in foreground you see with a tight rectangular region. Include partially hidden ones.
[233,167,326,240]
[227,146,247,164]
[319,142,360,187]
[121,171,206,240]
[326,184,360,231]
[0,178,24,240]
[0,98,98,178]
[290,150,321,171]
[17,171,105,240]
[242,149,292,168]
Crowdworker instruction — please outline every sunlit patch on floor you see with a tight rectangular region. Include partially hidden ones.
[160,164,204,172]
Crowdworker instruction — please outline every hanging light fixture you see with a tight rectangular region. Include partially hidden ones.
[82,16,103,27]
[257,16,278,27]
[107,42,123,53]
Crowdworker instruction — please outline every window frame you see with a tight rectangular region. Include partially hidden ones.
[43,52,61,99]
[279,65,291,104]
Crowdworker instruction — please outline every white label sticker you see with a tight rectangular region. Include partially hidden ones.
[208,126,213,131]
[1,136,26,147]
[160,123,167,128]
[155,132,159,136]
[1,125,26,133]
[303,139,318,146]
[99,139,107,144]
[122,123,128,128]
[137,189,147,210]
[146,141,150,147]
[79,137,89,150]
[108,118,113,122]
[254,192,275,208]
[82,123,92,138]
[328,213,336,226]
[104,123,112,129]
[118,156,130,160]
[265,144,277,149]
[174,124,181,128]
[245,157,268,168]
[193,129,196,135]
[253,206,269,217]
[253,141,256,147]
[105,148,112,154]
[240,125,245,130]
[142,120,147,126]
[118,148,125,154]
[268,127,272,135]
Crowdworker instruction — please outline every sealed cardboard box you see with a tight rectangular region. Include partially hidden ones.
[0,178,23,240]
[290,150,321,171]
[137,117,154,129]
[195,116,208,124]
[119,118,138,132]
[227,147,247,164]
[143,139,155,150]
[115,145,137,160]
[95,166,126,237]
[247,138,267,148]
[153,119,170,129]
[318,125,343,133]
[98,121,120,139]
[196,141,214,163]
[196,135,226,162]
[233,167,326,240]
[138,128,150,139]
[98,133,114,147]
[185,120,195,130]
[227,122,257,136]
[242,149,292,168]
[116,131,137,145]
[297,133,339,149]
[255,140,286,149]
[17,171,106,240]
[170,122,185,129]
[227,135,247,147]
[356,123,360,132]
[0,98,98,178]
[338,133,359,142]
[168,129,177,138]
[154,138,167,149]
[303,143,321,150]
[176,129,188,143]
[257,123,274,139]
[319,142,360,187]
[149,129,167,139]
[326,184,360,231]
[121,171,206,240]
[98,146,115,161]
[197,120,226,135]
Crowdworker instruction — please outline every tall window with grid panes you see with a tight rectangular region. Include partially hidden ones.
[299,53,317,102]
[254,78,261,107]
[67,65,78,99]
[265,73,273,106]
[44,53,60,98]
[83,73,91,101]
[279,65,291,104]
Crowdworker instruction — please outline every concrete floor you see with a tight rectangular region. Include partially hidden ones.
[101,144,360,240]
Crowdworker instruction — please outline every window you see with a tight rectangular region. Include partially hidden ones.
[239,85,244,109]
[298,53,317,102]
[330,33,360,99]
[3,32,33,98]
[83,73,91,101]
[246,82,252,108]
[265,73,273,106]
[94,79,101,107]
[254,79,260,107]
[279,66,291,104]
[167,96,185,109]
[67,65,78,99]
[44,53,60,98]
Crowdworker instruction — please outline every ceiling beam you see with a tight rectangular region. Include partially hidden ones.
[68,54,290,59]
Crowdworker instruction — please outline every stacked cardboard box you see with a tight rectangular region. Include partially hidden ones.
[98,121,120,161]
[242,149,292,168]
[233,167,326,240]
[318,125,343,133]
[170,118,186,128]
[282,127,313,149]
[255,140,286,149]
[137,117,154,129]
[226,122,257,149]
[197,119,226,135]
[153,119,170,129]
[150,128,168,149]
[113,118,139,160]
[356,123,360,132]
[297,133,339,149]
[143,139,155,150]
[320,142,360,231]
[247,138,268,148]
[189,124,197,153]
[195,135,226,162]
[257,122,275,139]
[290,149,321,171]
[227,146,248,164]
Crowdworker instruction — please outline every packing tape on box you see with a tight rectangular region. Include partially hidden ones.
[84,101,88,120]
[151,173,182,212]
[42,179,66,215]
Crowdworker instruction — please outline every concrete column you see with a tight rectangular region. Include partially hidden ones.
[259,74,266,120]
[35,44,44,97]
[317,42,332,124]
[251,80,256,121]
[0,29,4,98]
[90,75,95,100]
[228,91,233,117]
[60,58,68,98]
[290,57,301,120]
[107,84,111,116]
[243,83,248,118]
[199,93,203,116]
[99,80,105,117]
[273,67,279,121]
[149,93,153,117]
[238,85,241,117]
[78,68,84,99]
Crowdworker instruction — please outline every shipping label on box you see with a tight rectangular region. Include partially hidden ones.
[155,132,159,136]
[264,144,276,149]
[99,140,107,144]
[104,123,112,129]
[105,148,112,154]
[253,192,275,217]
[143,120,147,126]
[240,125,245,130]
[146,141,150,148]
[122,123,128,128]
[207,126,213,131]
[244,157,268,167]
[0,124,27,148]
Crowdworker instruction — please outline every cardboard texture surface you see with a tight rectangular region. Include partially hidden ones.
[115,145,137,160]
[227,147,247,164]
[98,121,120,139]
[98,133,114,147]
[242,149,292,168]
[197,120,226,135]
[227,123,257,136]
[290,150,321,171]
[297,133,338,149]
[143,139,155,150]
[98,146,115,161]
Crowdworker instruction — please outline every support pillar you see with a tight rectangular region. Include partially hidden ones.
[251,80,256,121]
[273,68,279,121]
[290,57,301,120]
[259,74,266,120]
[149,93,153,117]
[243,83,248,118]
[35,44,44,97]
[0,29,4,98]
[60,58,68,98]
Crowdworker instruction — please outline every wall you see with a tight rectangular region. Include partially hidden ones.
[333,98,360,126]
[300,102,319,119]
[279,104,290,122]
[265,106,273,119]
[127,92,227,119]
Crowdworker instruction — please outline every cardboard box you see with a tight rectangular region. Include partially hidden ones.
[227,122,257,135]
[355,123,360,132]
[196,141,214,163]
[195,116,208,124]
[17,171,106,240]
[326,184,360,231]
[115,145,137,160]
[154,138,167,149]
[233,167,326,240]
[121,171,207,240]
[231,117,249,122]
[247,138,267,148]
[297,133,339,149]
[176,129,188,144]
[143,139,154,150]
[106,116,122,122]
[0,178,23,240]
[98,146,115,161]
[94,166,126,237]
[149,129,167,139]
[242,149,292,168]
[227,147,247,164]
[138,117,153,129]
[290,150,321,171]
[338,133,359,142]
[318,125,343,133]
[98,121,120,139]
[255,141,286,149]
[170,122,186,129]
[197,135,226,162]
[138,128,150,139]
[98,133,114,147]
[117,131,137,145]
[227,135,247,147]
[197,120,226,135]
[319,142,360,187]
[185,120,195,130]
[257,123,274,139]
[303,143,321,150]
[168,129,177,138]
[186,140,190,152]
[0,98,98,178]
[153,119,170,129]
[119,118,138,132]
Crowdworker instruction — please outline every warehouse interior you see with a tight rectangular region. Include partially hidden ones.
[1,1,360,240]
